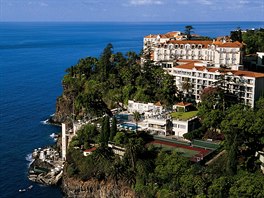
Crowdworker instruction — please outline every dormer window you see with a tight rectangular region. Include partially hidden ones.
[198,44,202,49]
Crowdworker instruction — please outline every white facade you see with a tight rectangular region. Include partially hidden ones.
[257,52,264,67]
[153,40,243,68]
[165,61,264,107]
[108,143,125,157]
[255,151,264,174]
[147,118,170,136]
[61,123,67,161]
[146,116,199,137]
[143,31,187,51]
[127,100,163,115]
[173,117,199,137]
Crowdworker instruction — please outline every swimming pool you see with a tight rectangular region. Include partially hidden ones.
[119,123,139,131]
[115,114,129,121]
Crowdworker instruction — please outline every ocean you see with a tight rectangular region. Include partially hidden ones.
[0,21,263,198]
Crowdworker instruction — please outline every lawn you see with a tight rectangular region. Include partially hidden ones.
[171,111,198,121]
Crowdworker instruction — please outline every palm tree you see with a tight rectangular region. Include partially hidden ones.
[185,25,194,40]
[133,111,141,133]
[181,80,192,100]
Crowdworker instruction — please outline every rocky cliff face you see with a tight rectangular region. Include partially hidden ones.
[62,176,136,198]
[50,83,75,124]
[51,95,73,124]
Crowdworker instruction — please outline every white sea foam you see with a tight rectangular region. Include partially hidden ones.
[40,119,49,125]
[50,133,58,142]
[25,153,34,167]
[50,133,55,138]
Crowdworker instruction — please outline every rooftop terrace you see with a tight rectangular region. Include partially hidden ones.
[171,111,198,121]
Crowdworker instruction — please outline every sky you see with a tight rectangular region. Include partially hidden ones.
[0,0,263,22]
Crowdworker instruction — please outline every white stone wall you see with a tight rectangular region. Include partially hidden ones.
[127,100,163,114]
[172,120,188,137]
[61,123,67,161]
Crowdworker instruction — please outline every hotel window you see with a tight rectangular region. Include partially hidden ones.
[247,79,253,85]
[178,124,186,129]
[247,87,253,92]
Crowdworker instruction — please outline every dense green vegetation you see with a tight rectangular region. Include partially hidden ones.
[63,44,264,197]
[62,44,176,120]
[66,99,264,198]
[231,28,264,54]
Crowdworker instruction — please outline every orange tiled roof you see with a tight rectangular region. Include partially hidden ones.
[176,102,192,107]
[144,34,158,38]
[213,41,244,48]
[167,40,213,48]
[84,147,96,153]
[155,101,162,106]
[175,63,264,78]
[231,70,264,78]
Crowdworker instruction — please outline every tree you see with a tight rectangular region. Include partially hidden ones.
[98,43,113,81]
[185,25,194,40]
[229,172,264,197]
[242,28,264,54]
[221,104,254,175]
[124,138,144,171]
[113,132,126,145]
[99,116,110,147]
[230,27,242,42]
[208,176,233,198]
[133,111,141,133]
[110,117,117,141]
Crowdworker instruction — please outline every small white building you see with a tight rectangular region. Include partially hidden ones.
[147,118,172,136]
[172,116,199,137]
[127,100,163,115]
[108,143,125,157]
[83,147,96,156]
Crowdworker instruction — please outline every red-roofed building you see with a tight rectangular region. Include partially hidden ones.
[83,147,96,156]
[173,102,193,111]
[143,31,244,68]
[169,62,264,107]
[153,39,244,68]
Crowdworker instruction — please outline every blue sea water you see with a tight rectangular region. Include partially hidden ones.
[0,21,263,198]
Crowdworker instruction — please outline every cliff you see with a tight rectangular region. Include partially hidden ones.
[62,175,137,198]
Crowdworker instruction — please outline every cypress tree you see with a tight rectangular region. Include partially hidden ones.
[100,116,110,147]
[110,117,117,141]
[104,116,110,143]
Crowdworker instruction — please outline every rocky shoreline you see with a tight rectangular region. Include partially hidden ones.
[61,175,136,198]
[28,146,64,185]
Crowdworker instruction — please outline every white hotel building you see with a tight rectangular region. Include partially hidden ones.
[165,61,264,107]
[144,32,244,68]
[143,31,264,107]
